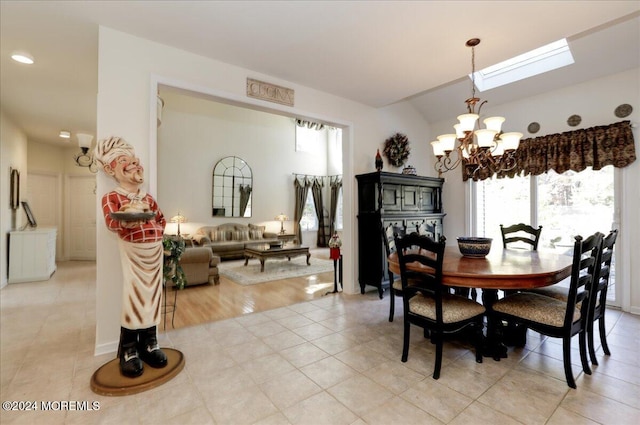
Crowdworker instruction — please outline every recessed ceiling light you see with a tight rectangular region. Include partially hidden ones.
[59,130,71,139]
[11,51,34,65]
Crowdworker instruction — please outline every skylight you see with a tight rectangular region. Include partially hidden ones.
[472,39,574,91]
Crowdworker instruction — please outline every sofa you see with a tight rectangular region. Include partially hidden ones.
[193,223,280,260]
[171,246,220,286]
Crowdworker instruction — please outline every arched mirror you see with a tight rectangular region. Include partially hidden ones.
[212,156,252,217]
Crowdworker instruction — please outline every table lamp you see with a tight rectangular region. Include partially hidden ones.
[275,213,288,234]
[170,213,187,237]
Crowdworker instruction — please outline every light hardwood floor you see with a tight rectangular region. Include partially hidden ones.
[166,248,337,329]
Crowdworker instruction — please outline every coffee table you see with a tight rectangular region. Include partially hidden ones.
[244,243,311,272]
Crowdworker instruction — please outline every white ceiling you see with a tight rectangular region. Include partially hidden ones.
[1,1,639,147]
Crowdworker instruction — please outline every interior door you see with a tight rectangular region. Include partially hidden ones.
[67,175,97,260]
[26,172,61,258]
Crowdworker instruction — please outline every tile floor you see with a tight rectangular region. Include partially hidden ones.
[1,261,639,425]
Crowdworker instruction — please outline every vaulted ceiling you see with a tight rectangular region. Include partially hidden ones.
[1,1,638,147]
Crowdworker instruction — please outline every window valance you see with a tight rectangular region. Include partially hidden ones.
[467,120,636,181]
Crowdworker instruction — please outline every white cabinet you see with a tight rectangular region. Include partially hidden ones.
[8,228,57,283]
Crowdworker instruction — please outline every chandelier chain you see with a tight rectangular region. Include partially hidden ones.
[470,45,476,103]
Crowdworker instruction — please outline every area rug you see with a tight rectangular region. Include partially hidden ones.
[218,256,334,285]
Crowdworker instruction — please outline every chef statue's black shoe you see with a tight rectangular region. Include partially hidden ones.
[138,326,168,368]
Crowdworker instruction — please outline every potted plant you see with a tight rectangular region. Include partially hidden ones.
[163,235,187,289]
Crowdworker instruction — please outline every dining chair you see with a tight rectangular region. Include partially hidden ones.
[530,230,618,369]
[587,229,617,366]
[395,233,485,380]
[383,223,406,322]
[491,232,604,388]
[499,223,543,343]
[500,223,543,250]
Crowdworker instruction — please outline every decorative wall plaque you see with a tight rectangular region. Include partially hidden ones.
[567,114,582,127]
[246,78,294,106]
[614,103,633,118]
[527,122,540,134]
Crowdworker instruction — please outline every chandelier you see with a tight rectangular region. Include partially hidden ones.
[430,38,522,179]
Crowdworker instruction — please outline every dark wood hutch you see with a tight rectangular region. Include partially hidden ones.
[355,171,445,297]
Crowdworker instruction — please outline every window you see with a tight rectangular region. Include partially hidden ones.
[335,188,343,230]
[537,168,614,250]
[296,125,323,153]
[299,191,318,231]
[474,166,616,301]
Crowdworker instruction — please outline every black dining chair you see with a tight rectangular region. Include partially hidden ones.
[395,233,485,380]
[383,222,406,322]
[499,223,543,343]
[587,229,618,366]
[500,223,543,250]
[530,230,618,369]
[491,232,604,388]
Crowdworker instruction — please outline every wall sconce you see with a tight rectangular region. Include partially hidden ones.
[157,95,164,127]
[275,213,288,234]
[74,133,97,173]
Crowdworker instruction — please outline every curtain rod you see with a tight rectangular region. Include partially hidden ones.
[292,173,342,179]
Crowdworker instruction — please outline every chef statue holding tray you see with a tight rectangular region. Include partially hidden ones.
[94,136,168,378]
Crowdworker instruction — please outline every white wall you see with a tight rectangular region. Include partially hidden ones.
[95,27,431,354]
[0,111,28,288]
[430,68,640,313]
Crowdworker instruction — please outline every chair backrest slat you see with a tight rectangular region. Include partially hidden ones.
[500,223,543,250]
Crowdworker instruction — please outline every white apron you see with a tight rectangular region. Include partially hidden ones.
[118,239,163,329]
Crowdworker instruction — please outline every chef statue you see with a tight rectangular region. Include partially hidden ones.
[94,136,167,378]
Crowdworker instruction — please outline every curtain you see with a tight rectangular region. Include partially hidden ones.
[295,119,325,131]
[311,178,327,247]
[238,184,252,217]
[464,120,636,181]
[293,177,311,245]
[329,176,342,237]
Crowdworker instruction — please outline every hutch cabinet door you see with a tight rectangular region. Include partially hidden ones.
[381,184,401,211]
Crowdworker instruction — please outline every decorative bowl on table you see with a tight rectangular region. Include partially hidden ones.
[457,237,492,258]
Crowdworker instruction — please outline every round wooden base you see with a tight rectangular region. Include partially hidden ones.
[90,348,184,396]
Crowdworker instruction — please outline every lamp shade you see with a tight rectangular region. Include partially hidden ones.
[483,116,505,132]
[275,213,288,222]
[170,214,187,224]
[453,124,465,139]
[457,113,479,132]
[437,134,457,152]
[430,141,445,156]
[475,129,498,148]
[77,133,93,148]
[500,132,523,151]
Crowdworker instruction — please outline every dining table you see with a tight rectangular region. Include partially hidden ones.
[387,245,573,359]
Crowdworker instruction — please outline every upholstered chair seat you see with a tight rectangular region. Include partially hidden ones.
[409,293,486,323]
[492,292,581,328]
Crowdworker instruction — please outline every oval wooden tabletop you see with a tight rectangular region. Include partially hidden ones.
[388,246,573,290]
